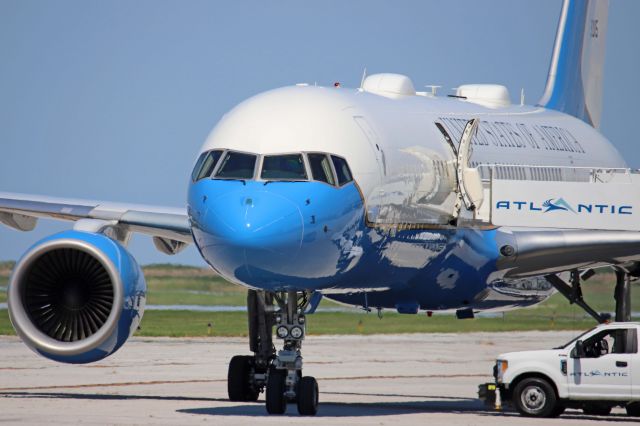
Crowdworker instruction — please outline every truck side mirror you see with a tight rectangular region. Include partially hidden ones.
[573,340,586,358]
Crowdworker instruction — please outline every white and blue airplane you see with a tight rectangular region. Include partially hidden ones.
[0,0,636,416]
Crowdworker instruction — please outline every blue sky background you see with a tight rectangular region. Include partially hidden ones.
[1,0,639,266]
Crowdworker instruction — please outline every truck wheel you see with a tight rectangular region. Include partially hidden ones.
[513,377,558,417]
[583,404,611,416]
[626,402,640,417]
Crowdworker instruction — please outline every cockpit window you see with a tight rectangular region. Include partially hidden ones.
[332,155,353,186]
[204,150,353,186]
[191,152,208,181]
[307,153,335,185]
[215,151,257,179]
[261,154,307,180]
[192,150,223,181]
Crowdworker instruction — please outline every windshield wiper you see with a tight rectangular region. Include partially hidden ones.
[220,178,246,185]
[264,180,307,186]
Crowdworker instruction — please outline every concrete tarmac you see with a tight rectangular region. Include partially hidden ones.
[1,331,638,425]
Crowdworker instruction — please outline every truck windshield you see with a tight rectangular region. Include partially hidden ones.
[555,326,597,349]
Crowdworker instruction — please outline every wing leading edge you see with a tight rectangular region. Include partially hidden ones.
[0,192,192,253]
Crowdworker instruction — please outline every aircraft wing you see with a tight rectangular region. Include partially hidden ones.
[0,192,192,253]
[496,227,640,278]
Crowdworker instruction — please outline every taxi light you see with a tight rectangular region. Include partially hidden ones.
[290,326,304,339]
[276,326,289,338]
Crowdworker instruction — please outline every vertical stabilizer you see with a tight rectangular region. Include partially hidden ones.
[538,0,609,128]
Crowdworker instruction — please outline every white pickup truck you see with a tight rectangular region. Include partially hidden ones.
[480,322,640,417]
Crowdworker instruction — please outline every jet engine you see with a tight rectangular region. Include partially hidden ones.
[8,230,146,363]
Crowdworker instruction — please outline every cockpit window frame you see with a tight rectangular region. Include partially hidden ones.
[305,152,338,187]
[202,149,355,188]
[259,152,310,182]
[330,154,354,187]
[192,149,224,182]
[191,151,208,182]
[213,149,259,181]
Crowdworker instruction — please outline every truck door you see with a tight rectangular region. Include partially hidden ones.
[629,329,640,398]
[567,327,634,399]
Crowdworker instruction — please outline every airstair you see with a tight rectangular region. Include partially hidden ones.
[467,164,640,231]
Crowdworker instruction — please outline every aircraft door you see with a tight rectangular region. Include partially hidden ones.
[353,116,385,178]
[358,116,463,226]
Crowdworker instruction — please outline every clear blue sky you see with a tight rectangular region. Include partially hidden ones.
[1,0,639,266]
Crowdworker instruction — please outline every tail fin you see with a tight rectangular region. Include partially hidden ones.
[538,0,609,128]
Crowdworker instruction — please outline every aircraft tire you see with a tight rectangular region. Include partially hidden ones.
[297,376,319,416]
[227,355,259,402]
[266,369,287,414]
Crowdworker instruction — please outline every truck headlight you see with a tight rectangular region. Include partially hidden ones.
[496,360,508,383]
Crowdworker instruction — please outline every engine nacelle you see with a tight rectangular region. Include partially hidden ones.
[8,230,146,363]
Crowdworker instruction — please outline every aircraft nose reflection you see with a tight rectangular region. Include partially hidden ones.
[206,189,304,265]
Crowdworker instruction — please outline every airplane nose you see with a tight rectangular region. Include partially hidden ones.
[204,189,304,262]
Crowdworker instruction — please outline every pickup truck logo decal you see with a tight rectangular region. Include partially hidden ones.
[570,370,628,378]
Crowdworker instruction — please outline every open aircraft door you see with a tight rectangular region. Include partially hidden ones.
[363,118,487,228]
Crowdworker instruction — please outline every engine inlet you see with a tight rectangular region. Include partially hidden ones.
[22,248,114,342]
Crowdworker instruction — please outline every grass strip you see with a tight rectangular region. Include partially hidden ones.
[0,309,597,338]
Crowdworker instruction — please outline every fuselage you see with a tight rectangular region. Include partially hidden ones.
[187,84,625,313]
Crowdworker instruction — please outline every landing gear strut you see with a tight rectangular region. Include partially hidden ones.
[614,269,632,322]
[227,289,319,416]
[227,290,274,402]
[546,267,633,323]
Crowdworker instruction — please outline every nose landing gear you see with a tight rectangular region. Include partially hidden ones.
[226,289,319,415]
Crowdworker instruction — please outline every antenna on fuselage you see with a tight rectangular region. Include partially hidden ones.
[425,85,441,96]
[520,88,525,106]
[359,67,367,90]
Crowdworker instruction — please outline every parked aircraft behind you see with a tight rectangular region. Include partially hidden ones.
[1,0,636,416]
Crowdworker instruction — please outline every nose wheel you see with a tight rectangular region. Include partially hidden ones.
[264,369,319,415]
[265,368,287,414]
[297,376,319,415]
[227,289,319,416]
